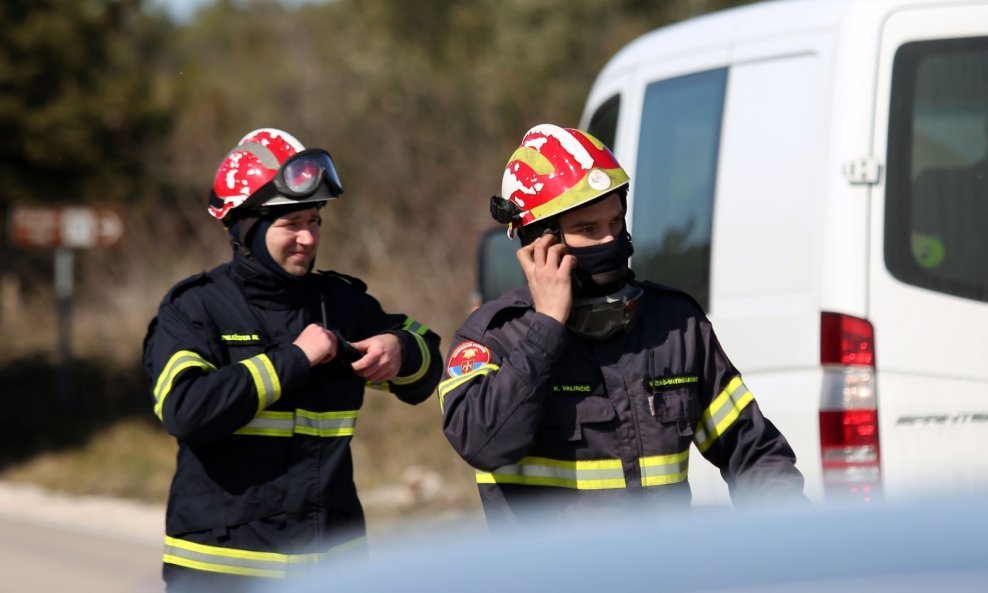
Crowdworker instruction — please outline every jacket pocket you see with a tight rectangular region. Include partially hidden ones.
[543,394,616,441]
[167,482,287,537]
[651,387,698,438]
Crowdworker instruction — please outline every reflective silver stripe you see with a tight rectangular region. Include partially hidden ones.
[163,536,292,578]
[163,535,366,579]
[294,409,358,437]
[234,409,358,438]
[437,363,500,412]
[153,350,217,420]
[234,411,294,437]
[476,456,626,490]
[639,450,689,486]
[695,376,754,452]
[389,331,431,386]
[239,354,281,411]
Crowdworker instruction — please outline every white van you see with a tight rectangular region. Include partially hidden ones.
[478,0,988,504]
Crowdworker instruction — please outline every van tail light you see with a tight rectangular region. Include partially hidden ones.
[819,312,882,503]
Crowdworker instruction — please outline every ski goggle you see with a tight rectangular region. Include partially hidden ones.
[567,284,643,340]
[244,149,344,210]
[276,149,343,197]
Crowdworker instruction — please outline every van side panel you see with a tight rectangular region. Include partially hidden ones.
[702,46,834,504]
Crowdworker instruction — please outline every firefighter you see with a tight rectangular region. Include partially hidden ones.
[440,124,806,527]
[143,128,443,591]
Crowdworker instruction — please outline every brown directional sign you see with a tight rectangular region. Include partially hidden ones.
[8,205,125,249]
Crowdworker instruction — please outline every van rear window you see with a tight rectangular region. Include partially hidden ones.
[885,37,988,303]
[587,94,620,153]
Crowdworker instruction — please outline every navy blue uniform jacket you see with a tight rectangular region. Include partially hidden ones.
[439,281,805,525]
[143,259,442,578]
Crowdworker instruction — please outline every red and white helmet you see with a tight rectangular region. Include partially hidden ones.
[492,124,629,234]
[207,128,343,222]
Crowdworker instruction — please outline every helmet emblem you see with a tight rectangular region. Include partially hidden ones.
[587,168,611,191]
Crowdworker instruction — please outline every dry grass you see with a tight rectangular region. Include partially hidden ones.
[0,418,176,501]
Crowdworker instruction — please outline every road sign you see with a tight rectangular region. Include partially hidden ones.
[8,205,125,248]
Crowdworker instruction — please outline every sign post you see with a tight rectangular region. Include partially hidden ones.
[54,246,75,409]
[10,206,125,249]
[7,205,125,408]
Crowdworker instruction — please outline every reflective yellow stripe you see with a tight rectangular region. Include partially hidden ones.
[153,350,217,420]
[238,354,281,412]
[474,454,690,490]
[164,536,292,578]
[476,456,626,490]
[639,450,690,486]
[163,535,366,579]
[234,410,294,437]
[401,316,430,336]
[234,409,359,438]
[382,317,433,388]
[695,376,755,452]
[437,363,500,412]
[294,409,358,437]
[389,331,430,386]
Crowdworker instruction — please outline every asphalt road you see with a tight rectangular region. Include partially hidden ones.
[0,482,165,593]
[0,515,163,593]
[0,480,481,593]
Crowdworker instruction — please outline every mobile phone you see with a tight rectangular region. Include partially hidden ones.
[331,330,363,363]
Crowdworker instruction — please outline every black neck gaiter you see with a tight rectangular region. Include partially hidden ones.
[567,230,634,297]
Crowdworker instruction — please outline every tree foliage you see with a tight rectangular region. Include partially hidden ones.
[0,0,174,208]
[3,0,757,338]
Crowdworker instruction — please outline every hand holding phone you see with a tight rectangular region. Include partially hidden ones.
[331,330,363,364]
[517,230,575,324]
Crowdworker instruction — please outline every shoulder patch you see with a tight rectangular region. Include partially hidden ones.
[316,269,368,293]
[446,341,492,377]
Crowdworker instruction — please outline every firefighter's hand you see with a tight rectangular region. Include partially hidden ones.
[350,333,402,382]
[293,323,339,366]
[517,232,575,324]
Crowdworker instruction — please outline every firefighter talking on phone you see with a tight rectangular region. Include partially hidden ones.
[439,124,806,527]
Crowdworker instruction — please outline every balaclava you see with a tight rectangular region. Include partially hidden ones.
[229,203,320,281]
